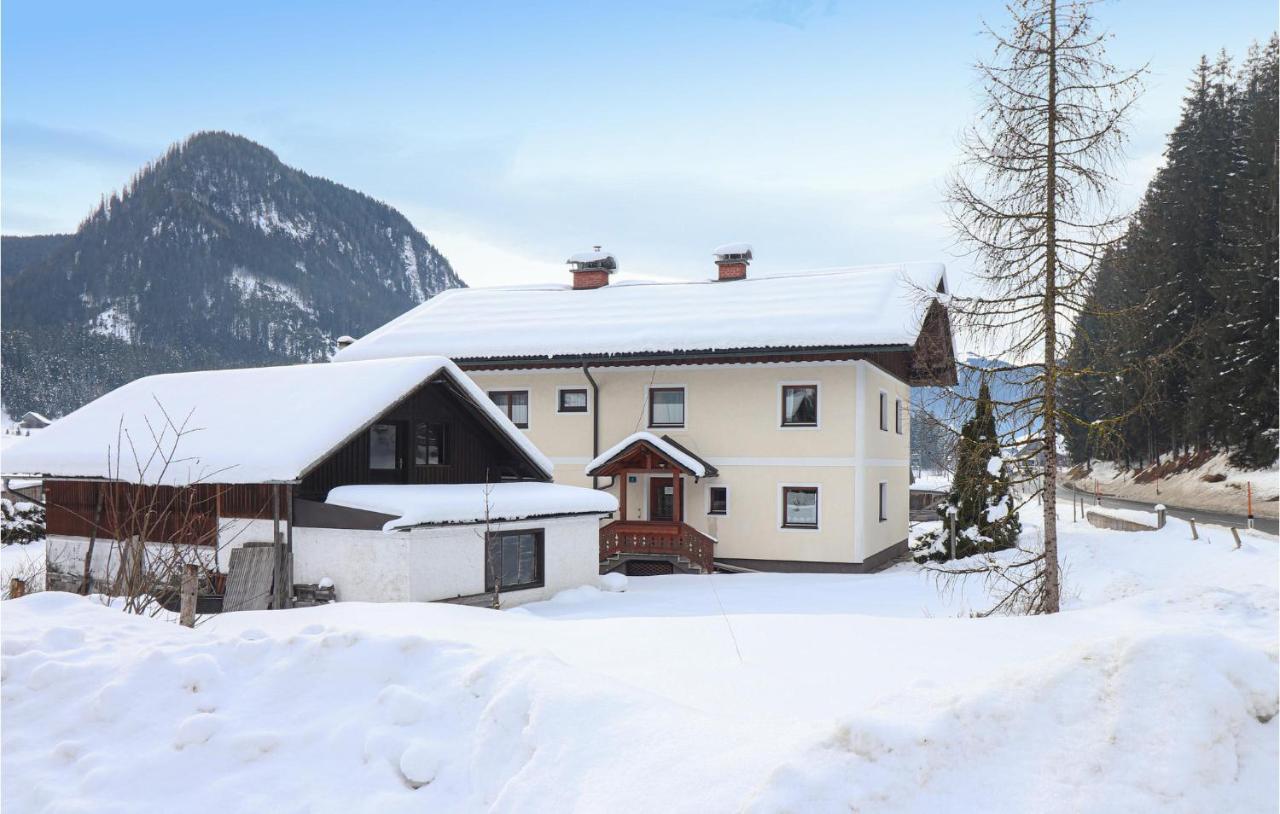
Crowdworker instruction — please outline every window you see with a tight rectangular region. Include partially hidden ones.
[708,486,729,515]
[879,392,889,431]
[558,388,588,413]
[489,391,529,428]
[485,529,544,592]
[369,423,398,469]
[878,482,888,522]
[782,486,819,529]
[894,399,903,434]
[781,384,818,427]
[415,422,447,465]
[648,387,685,428]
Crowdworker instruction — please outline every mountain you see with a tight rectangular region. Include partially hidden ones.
[1,131,463,417]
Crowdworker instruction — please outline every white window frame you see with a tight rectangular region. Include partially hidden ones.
[878,390,889,432]
[894,397,903,434]
[778,381,821,430]
[488,389,531,430]
[878,481,888,522]
[706,484,730,517]
[778,482,821,532]
[647,384,688,431]
[555,386,591,415]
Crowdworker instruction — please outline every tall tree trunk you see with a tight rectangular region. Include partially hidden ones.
[1041,0,1062,613]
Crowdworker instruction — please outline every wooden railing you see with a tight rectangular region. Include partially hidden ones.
[599,520,716,573]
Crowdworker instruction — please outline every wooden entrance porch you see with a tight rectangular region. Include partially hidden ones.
[587,433,718,574]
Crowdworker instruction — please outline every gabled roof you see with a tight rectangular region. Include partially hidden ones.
[586,432,718,478]
[1,357,552,485]
[334,263,950,364]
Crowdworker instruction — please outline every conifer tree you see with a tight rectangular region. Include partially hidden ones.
[915,381,1021,563]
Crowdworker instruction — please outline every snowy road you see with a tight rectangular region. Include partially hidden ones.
[1058,487,1279,535]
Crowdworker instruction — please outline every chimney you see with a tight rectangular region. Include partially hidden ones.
[713,243,752,281]
[566,246,616,290]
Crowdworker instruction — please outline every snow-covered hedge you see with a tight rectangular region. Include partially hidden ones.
[1,498,45,546]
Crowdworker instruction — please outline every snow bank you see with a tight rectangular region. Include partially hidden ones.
[3,507,1275,812]
[1086,506,1159,528]
[1067,453,1279,519]
[335,263,948,363]
[325,482,618,531]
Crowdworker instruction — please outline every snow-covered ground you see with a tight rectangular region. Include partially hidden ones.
[3,507,1276,813]
[1066,452,1279,519]
[1,539,46,596]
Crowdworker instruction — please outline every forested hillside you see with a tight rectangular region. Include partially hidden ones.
[1,234,71,274]
[1,131,463,417]
[1062,38,1278,468]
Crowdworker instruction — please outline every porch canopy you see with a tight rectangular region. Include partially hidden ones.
[585,432,717,480]
[586,432,716,527]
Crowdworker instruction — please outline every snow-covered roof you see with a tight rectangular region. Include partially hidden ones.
[586,431,716,478]
[712,243,752,258]
[1,357,552,485]
[20,412,52,427]
[325,482,618,531]
[335,263,948,363]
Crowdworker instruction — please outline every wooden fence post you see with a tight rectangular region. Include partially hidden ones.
[8,578,26,599]
[179,564,198,628]
[1230,527,1242,550]
[1189,517,1198,541]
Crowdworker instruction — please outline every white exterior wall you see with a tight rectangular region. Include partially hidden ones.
[291,514,601,606]
[46,514,601,608]
[469,359,912,567]
[45,535,220,586]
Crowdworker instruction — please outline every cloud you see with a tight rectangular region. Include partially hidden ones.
[0,120,152,166]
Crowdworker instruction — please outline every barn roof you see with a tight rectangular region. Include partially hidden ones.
[1,357,552,485]
[334,263,949,364]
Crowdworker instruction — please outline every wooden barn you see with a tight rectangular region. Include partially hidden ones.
[2,357,615,608]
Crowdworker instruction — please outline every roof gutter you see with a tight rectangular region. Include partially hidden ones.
[460,344,916,369]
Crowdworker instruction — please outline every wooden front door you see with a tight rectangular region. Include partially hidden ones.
[368,421,409,483]
[649,477,674,521]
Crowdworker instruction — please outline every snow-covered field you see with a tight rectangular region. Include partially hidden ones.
[3,508,1276,813]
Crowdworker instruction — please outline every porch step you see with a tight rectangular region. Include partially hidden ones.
[599,553,707,576]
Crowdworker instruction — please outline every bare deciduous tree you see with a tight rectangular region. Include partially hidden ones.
[943,0,1144,613]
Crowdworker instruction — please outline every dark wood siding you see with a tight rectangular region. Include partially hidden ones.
[296,377,539,501]
[45,481,284,545]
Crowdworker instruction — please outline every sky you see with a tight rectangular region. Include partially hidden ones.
[2,0,1275,293]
